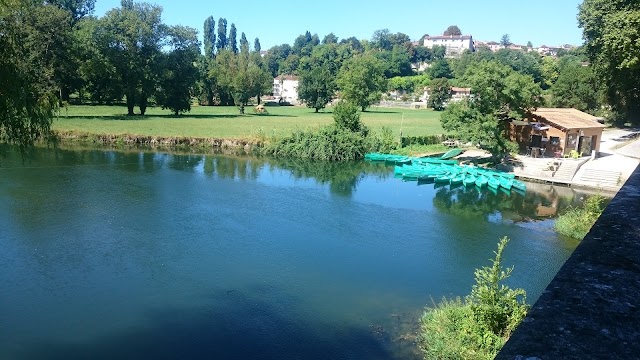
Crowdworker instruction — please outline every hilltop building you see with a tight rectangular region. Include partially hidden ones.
[423,35,474,57]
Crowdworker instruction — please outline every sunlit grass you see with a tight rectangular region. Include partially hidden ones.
[53,105,444,139]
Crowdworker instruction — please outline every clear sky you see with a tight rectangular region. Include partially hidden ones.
[94,0,585,49]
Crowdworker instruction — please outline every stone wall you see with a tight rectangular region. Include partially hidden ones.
[496,164,640,359]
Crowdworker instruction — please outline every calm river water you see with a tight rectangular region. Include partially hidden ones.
[0,147,588,359]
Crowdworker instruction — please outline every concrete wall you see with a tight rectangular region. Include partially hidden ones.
[496,164,640,359]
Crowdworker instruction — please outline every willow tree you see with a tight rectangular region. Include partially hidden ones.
[1,0,58,151]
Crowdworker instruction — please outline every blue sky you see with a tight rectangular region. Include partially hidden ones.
[94,0,585,49]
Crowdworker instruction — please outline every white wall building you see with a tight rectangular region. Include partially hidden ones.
[273,75,299,105]
[423,35,474,57]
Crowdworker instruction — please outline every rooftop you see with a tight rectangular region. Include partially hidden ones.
[532,108,606,130]
[424,35,473,40]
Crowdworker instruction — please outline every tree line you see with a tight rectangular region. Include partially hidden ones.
[2,0,639,153]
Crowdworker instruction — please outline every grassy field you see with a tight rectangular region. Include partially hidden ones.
[53,105,444,139]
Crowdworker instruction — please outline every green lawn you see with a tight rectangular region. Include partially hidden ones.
[53,105,444,139]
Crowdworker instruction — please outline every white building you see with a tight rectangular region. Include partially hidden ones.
[273,75,299,105]
[423,35,474,57]
[421,87,472,103]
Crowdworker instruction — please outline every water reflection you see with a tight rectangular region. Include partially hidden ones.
[431,181,599,222]
[270,158,392,197]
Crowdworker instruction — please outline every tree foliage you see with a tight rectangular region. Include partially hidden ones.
[298,64,336,112]
[429,59,453,79]
[216,17,227,51]
[46,0,96,24]
[239,31,249,54]
[203,16,215,58]
[333,101,363,132]
[322,32,338,44]
[551,62,602,113]
[156,25,200,115]
[98,1,164,115]
[579,0,640,123]
[0,0,58,151]
[500,34,511,47]
[228,23,237,53]
[337,53,387,111]
[441,61,543,157]
[427,78,451,111]
[443,25,462,36]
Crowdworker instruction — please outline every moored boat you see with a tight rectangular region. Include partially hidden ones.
[499,177,513,190]
[463,174,477,187]
[450,174,464,185]
[475,175,488,188]
[440,148,463,159]
[487,176,500,189]
[512,179,527,192]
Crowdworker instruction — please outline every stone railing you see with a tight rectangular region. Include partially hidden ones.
[496,164,640,359]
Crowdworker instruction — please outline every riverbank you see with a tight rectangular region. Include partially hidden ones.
[54,130,261,151]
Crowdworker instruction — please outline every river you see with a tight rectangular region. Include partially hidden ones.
[0,147,589,359]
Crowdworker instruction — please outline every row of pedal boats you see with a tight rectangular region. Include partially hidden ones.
[364,152,527,192]
[394,163,527,192]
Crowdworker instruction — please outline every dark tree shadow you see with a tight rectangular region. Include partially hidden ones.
[9,288,401,360]
[60,113,297,121]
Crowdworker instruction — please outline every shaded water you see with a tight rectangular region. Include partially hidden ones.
[0,148,589,359]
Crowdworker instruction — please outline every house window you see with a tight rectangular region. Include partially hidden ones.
[550,136,560,145]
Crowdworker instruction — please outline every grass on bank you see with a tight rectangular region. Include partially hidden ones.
[554,194,606,239]
[52,105,444,140]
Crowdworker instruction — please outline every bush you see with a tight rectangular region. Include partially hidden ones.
[400,134,455,147]
[260,101,398,161]
[554,194,605,239]
[333,101,363,133]
[418,237,528,360]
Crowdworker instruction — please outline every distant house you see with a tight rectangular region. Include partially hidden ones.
[421,86,471,103]
[259,50,268,58]
[507,108,606,157]
[485,41,503,52]
[273,75,299,105]
[423,35,474,57]
[536,45,560,56]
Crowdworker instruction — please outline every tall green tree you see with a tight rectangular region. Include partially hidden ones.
[427,78,451,111]
[216,17,227,51]
[298,64,336,112]
[254,37,261,52]
[443,25,462,36]
[228,23,237,53]
[156,25,200,115]
[579,0,640,123]
[239,32,249,54]
[29,4,76,104]
[0,0,58,151]
[322,32,338,44]
[203,16,216,58]
[337,53,387,111]
[98,0,165,115]
[551,63,602,114]
[441,61,543,157]
[500,34,511,47]
[76,16,123,104]
[429,59,453,79]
